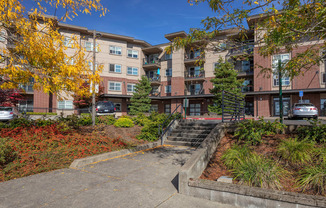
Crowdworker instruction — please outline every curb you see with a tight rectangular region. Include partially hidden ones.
[69,141,161,168]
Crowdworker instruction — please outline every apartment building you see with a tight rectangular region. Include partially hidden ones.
[2,17,325,117]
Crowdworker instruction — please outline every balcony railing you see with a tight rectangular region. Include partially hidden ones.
[241,86,253,93]
[185,88,205,95]
[147,75,161,83]
[143,58,160,65]
[230,44,254,55]
[149,91,161,97]
[19,84,34,92]
[184,52,201,60]
[184,70,205,80]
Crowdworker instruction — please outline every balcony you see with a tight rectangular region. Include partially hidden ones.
[19,84,34,93]
[147,75,161,85]
[143,58,160,70]
[184,52,204,65]
[184,70,205,81]
[235,67,254,77]
[230,44,254,56]
[185,88,205,96]
[241,86,253,93]
[149,91,161,97]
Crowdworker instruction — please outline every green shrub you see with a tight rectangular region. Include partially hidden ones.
[132,113,151,126]
[222,145,252,169]
[297,162,326,195]
[35,118,55,127]
[26,112,57,115]
[234,118,285,145]
[277,138,314,165]
[0,138,17,166]
[58,114,81,129]
[8,117,33,128]
[296,119,326,143]
[120,115,131,120]
[136,132,157,141]
[0,122,8,128]
[96,115,116,125]
[232,153,285,189]
[315,146,326,164]
[114,118,134,128]
[78,114,92,126]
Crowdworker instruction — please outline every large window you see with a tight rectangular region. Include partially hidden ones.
[127,83,136,92]
[150,104,158,112]
[109,82,121,91]
[164,104,171,114]
[127,49,138,58]
[165,68,172,77]
[272,54,290,86]
[85,41,98,52]
[63,37,72,47]
[88,62,98,71]
[18,100,33,112]
[110,46,122,55]
[58,100,73,109]
[127,67,138,75]
[109,64,121,73]
[165,53,172,60]
[189,103,201,116]
[165,85,171,93]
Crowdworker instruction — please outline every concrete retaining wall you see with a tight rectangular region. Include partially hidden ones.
[178,123,326,208]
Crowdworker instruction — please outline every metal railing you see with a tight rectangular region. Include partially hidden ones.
[184,70,205,79]
[143,58,160,65]
[222,91,245,122]
[147,75,161,83]
[17,107,91,115]
[149,91,161,97]
[159,104,183,145]
[184,88,204,95]
[230,44,254,55]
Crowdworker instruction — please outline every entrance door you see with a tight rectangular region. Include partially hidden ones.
[273,97,290,116]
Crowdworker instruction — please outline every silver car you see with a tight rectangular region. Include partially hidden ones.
[288,103,318,119]
[0,107,17,121]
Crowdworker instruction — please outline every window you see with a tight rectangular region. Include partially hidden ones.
[165,85,171,93]
[165,53,172,60]
[214,62,220,69]
[63,37,72,47]
[89,82,99,93]
[190,103,201,116]
[164,104,171,114]
[127,67,138,75]
[84,41,99,52]
[322,73,326,83]
[127,49,138,58]
[0,31,6,42]
[18,100,33,112]
[127,83,136,92]
[110,46,122,55]
[165,68,172,77]
[88,61,98,71]
[109,82,121,91]
[109,64,121,73]
[58,100,73,109]
[114,103,121,112]
[150,104,158,112]
[272,54,290,86]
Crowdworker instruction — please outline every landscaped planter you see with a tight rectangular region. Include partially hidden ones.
[178,122,326,208]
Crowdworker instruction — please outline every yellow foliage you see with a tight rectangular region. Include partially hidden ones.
[0,0,107,99]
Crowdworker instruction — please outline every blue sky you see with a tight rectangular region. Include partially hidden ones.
[26,0,217,45]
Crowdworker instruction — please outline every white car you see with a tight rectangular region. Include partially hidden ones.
[0,107,17,121]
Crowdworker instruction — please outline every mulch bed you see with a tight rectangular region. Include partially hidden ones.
[200,133,323,196]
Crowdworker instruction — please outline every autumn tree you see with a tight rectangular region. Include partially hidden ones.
[167,0,326,78]
[129,76,152,115]
[0,0,106,99]
[73,82,104,109]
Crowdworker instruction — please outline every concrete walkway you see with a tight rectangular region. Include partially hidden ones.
[0,146,234,208]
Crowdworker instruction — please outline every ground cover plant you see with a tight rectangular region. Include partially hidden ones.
[201,119,326,197]
[0,112,177,181]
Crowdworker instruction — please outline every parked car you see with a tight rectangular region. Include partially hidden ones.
[96,101,116,116]
[0,107,17,121]
[288,103,318,119]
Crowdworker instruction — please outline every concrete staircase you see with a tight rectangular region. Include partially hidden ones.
[164,120,217,147]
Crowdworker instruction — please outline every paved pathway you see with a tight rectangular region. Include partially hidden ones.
[0,146,234,208]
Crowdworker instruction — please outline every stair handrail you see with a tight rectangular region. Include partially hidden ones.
[159,104,183,145]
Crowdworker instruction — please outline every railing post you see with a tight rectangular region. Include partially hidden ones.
[222,91,224,123]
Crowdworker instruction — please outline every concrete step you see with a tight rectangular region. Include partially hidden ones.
[164,140,202,147]
[178,123,216,127]
[169,132,210,137]
[175,126,215,130]
[167,136,206,142]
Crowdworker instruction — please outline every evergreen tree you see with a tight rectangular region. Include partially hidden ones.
[208,57,244,114]
[129,76,152,115]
